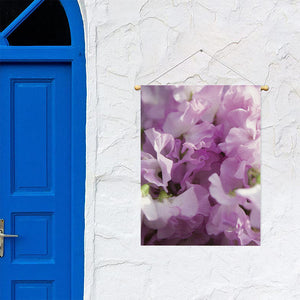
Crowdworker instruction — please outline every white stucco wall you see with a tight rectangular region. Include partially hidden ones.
[79,0,300,299]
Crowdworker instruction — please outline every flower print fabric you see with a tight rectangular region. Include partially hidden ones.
[141,85,261,246]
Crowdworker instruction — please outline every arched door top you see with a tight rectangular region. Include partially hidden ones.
[0,0,84,49]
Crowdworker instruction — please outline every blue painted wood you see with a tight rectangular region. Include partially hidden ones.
[0,35,8,46]
[0,1,86,299]
[0,0,45,39]
[0,63,72,300]
[14,281,53,300]
[13,80,51,191]
[13,213,53,261]
[0,46,80,61]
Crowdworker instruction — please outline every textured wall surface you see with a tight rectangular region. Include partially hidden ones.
[79,0,300,298]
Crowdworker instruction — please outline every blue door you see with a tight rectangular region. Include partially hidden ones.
[0,63,73,299]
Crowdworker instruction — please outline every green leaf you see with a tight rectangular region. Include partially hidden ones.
[141,184,150,197]
[158,190,172,202]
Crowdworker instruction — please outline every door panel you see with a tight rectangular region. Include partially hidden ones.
[0,63,71,300]
[13,79,52,192]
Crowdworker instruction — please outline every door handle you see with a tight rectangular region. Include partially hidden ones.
[0,232,18,238]
[0,219,19,257]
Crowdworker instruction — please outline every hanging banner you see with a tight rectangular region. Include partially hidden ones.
[141,85,261,246]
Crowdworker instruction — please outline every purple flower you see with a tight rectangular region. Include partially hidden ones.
[184,121,223,151]
[206,203,260,245]
[142,185,210,241]
[216,85,261,138]
[141,128,176,191]
[162,95,207,137]
[141,85,261,246]
[219,127,260,167]
[236,184,261,229]
[141,86,179,130]
[192,85,224,123]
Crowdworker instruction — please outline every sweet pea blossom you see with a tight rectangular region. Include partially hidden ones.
[206,203,260,245]
[235,184,261,229]
[142,185,210,240]
[141,85,261,245]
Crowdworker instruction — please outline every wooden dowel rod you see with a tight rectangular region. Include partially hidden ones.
[135,85,269,91]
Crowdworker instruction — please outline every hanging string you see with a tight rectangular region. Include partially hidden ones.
[201,49,256,85]
[147,49,203,85]
[134,48,269,91]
